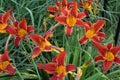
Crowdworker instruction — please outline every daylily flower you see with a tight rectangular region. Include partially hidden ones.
[47,0,74,16]
[6,18,34,46]
[55,2,86,35]
[0,50,15,75]
[38,51,76,80]
[78,0,93,10]
[29,32,64,58]
[79,20,106,44]
[94,43,120,71]
[0,10,10,33]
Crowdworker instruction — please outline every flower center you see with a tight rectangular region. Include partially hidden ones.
[66,15,76,26]
[84,1,92,9]
[0,23,7,29]
[0,61,9,71]
[56,66,66,76]
[18,29,27,38]
[38,38,46,50]
[85,29,96,39]
[104,51,114,61]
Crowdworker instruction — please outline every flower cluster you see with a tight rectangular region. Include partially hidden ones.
[0,0,120,80]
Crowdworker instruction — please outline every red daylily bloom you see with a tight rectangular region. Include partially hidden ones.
[0,50,15,75]
[6,18,34,46]
[79,20,106,44]
[38,51,76,80]
[55,2,86,35]
[30,32,64,58]
[78,0,93,10]
[78,0,94,16]
[94,43,120,71]
[47,0,74,16]
[0,10,10,33]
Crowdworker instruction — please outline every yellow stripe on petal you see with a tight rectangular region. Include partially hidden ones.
[18,29,27,38]
[0,23,7,33]
[0,23,7,29]
[84,1,92,10]
[66,15,76,26]
[104,51,114,61]
[0,30,7,33]
[85,29,96,39]
[56,66,66,76]
[0,61,9,70]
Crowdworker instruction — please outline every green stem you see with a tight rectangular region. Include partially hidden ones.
[5,35,12,50]
[47,23,60,32]
[32,59,41,80]
[13,59,24,80]
[24,38,41,80]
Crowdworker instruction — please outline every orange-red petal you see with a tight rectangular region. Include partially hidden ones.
[111,46,120,56]
[43,32,53,39]
[84,21,91,32]
[65,26,73,35]
[30,34,45,45]
[94,56,104,62]
[76,19,85,26]
[5,64,15,75]
[14,22,19,28]
[53,51,66,66]
[94,20,106,33]
[79,35,88,44]
[66,64,76,72]
[106,43,113,50]
[62,0,67,7]
[2,50,10,61]
[19,18,27,30]
[47,6,57,13]
[50,76,58,80]
[91,36,101,44]
[97,32,106,39]
[38,63,56,74]
[6,26,17,36]
[55,16,66,25]
[68,1,74,7]
[70,2,78,17]
[0,70,3,74]
[77,12,86,19]
[3,10,10,23]
[115,57,120,64]
[84,9,89,16]
[61,8,68,16]
[44,46,52,52]
[57,51,66,66]
[94,43,107,56]
[32,47,41,58]
[50,74,64,80]
[27,26,34,32]
[14,37,21,46]
[103,61,113,72]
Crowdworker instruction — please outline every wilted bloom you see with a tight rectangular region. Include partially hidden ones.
[47,0,74,16]
[30,32,64,58]
[93,4,99,15]
[38,51,76,80]
[0,10,10,33]
[94,43,120,71]
[0,50,15,75]
[6,18,34,46]
[79,20,106,44]
[55,2,86,35]
[75,68,82,80]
